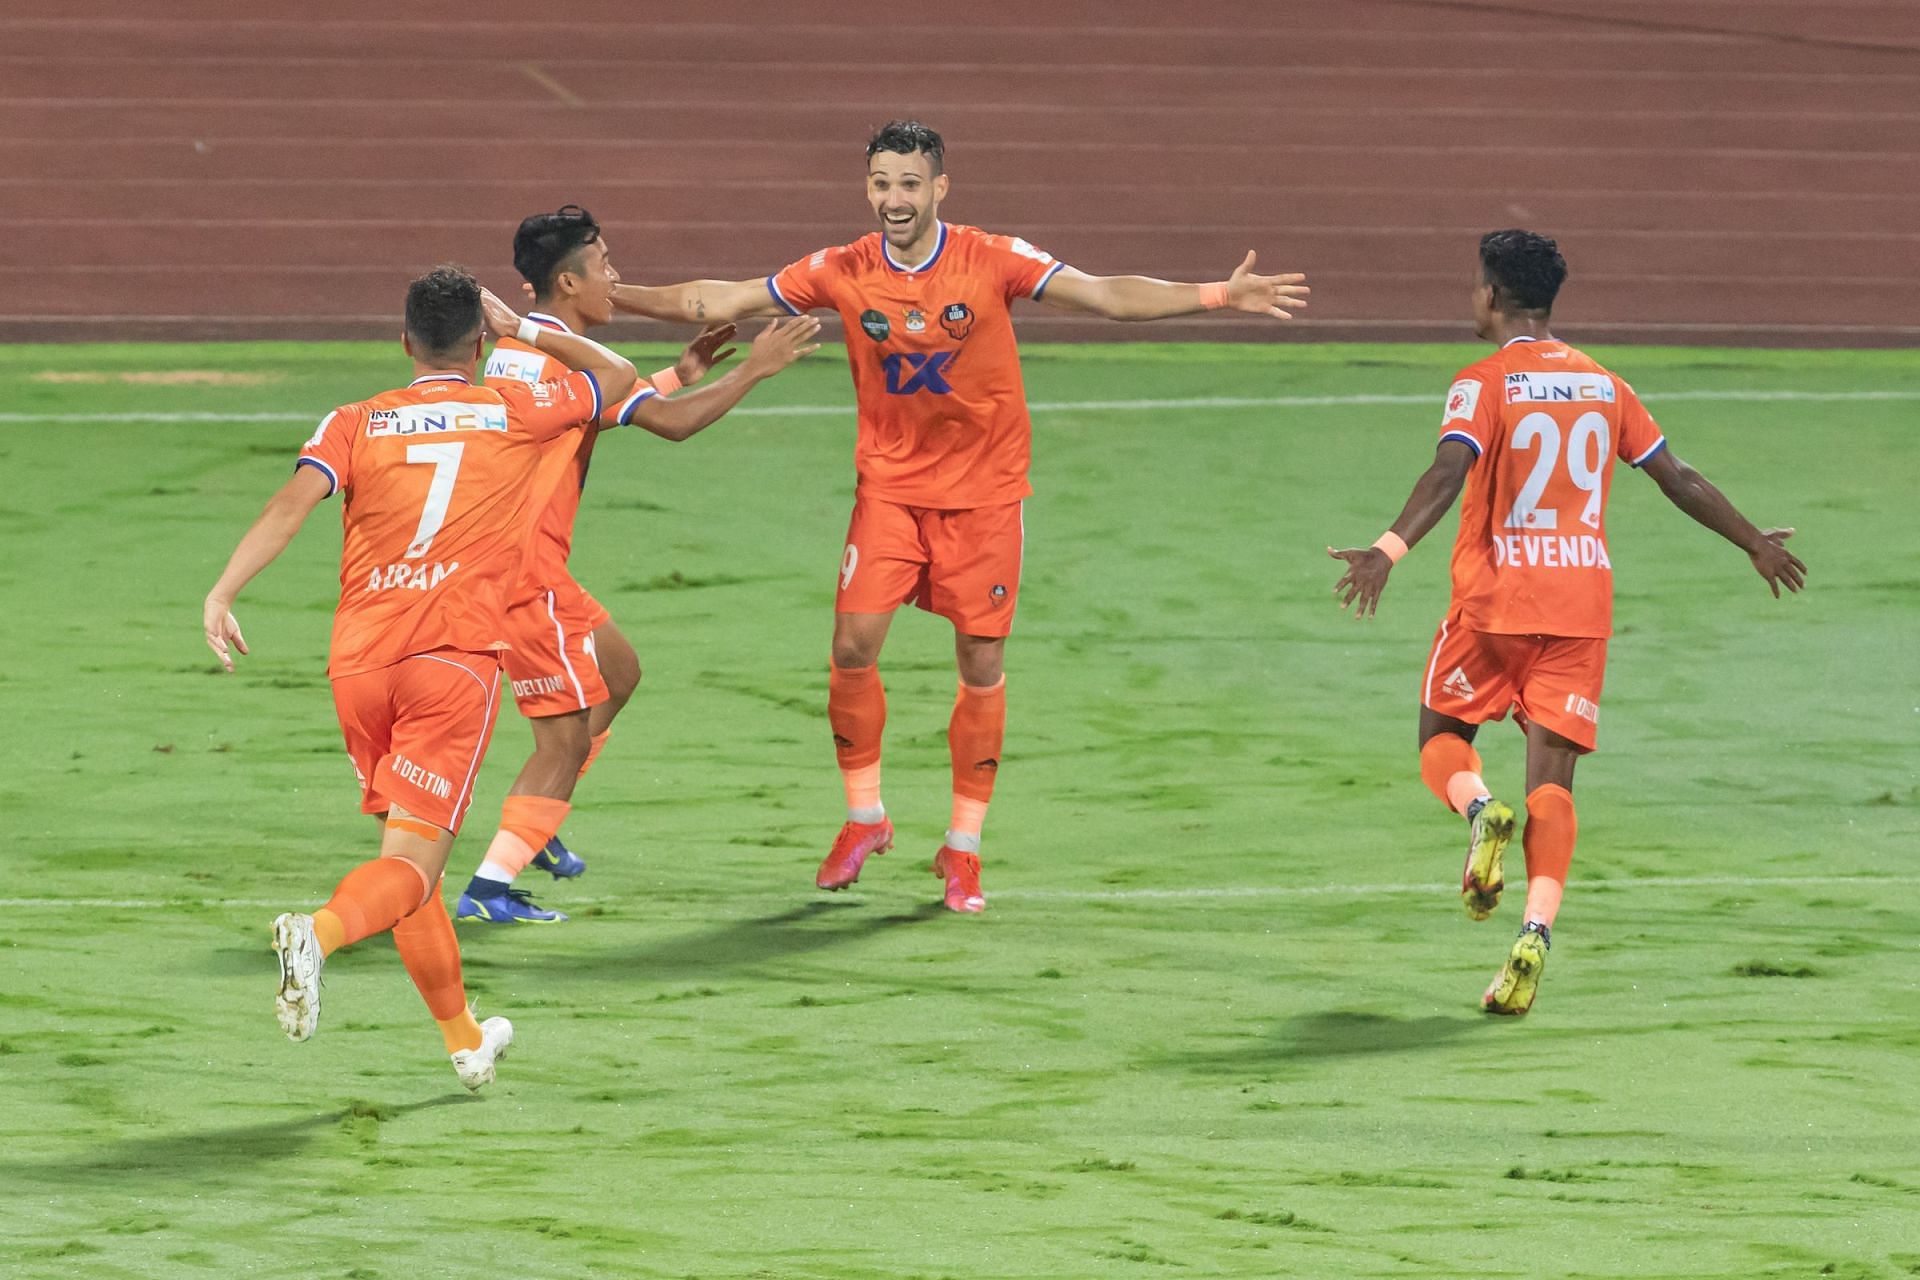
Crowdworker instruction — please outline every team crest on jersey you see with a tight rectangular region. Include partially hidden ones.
[989,584,1008,606]
[940,302,974,340]
[1441,379,1481,425]
[1442,667,1476,701]
[859,309,891,341]
[903,308,927,333]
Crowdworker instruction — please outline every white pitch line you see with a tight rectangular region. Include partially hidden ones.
[1,388,1916,427]
[0,874,1912,911]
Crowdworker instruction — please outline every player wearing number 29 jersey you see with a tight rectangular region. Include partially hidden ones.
[1329,230,1805,1017]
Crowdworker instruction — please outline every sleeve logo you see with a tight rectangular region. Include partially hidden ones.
[1442,379,1481,425]
[1008,237,1054,264]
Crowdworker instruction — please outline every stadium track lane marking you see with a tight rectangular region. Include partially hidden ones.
[2,875,1915,911]
[6,389,1918,427]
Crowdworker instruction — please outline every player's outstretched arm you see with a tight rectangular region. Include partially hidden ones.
[202,465,332,672]
[1037,251,1309,321]
[608,279,787,326]
[1641,450,1807,597]
[620,317,822,442]
[481,288,638,405]
[1327,440,1476,618]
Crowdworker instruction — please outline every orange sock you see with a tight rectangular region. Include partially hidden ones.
[829,664,886,819]
[474,794,572,883]
[1419,733,1490,816]
[1522,784,1577,928]
[315,856,431,953]
[390,884,482,1053]
[946,677,1005,852]
[577,729,611,779]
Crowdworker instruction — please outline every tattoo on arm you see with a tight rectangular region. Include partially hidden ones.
[693,291,707,321]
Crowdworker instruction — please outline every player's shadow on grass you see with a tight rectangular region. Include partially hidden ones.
[1164,1009,1490,1074]
[5,1093,475,1186]
[519,899,945,980]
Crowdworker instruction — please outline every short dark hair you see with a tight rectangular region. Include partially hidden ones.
[866,120,944,175]
[1479,229,1568,314]
[404,264,482,358]
[513,204,602,299]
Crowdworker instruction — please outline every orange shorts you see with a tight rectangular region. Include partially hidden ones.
[837,496,1023,636]
[1421,610,1607,752]
[330,647,504,832]
[501,583,611,717]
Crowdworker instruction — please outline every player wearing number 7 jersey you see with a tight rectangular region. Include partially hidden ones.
[1328,230,1806,1015]
[201,266,637,1088]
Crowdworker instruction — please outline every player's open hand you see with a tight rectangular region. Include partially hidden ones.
[478,287,522,339]
[203,596,249,673]
[675,323,739,386]
[1227,251,1311,319]
[1327,546,1393,618]
[1749,527,1807,598]
[744,316,823,377]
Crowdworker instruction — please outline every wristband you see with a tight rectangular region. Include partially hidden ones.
[1371,532,1409,564]
[515,317,543,345]
[1199,281,1231,310]
[649,366,682,396]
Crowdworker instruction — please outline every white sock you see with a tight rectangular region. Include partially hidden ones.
[473,862,515,886]
[849,803,886,824]
[943,829,981,854]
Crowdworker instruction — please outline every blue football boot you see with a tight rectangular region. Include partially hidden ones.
[455,884,568,924]
[530,835,586,879]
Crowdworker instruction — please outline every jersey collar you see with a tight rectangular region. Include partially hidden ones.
[409,373,473,386]
[882,221,948,275]
[526,311,574,334]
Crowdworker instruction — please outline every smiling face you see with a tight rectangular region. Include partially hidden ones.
[867,150,948,259]
[554,236,621,328]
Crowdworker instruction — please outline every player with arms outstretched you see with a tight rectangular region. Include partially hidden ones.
[1328,230,1805,1014]
[609,120,1309,911]
[202,267,636,1085]
[456,206,821,924]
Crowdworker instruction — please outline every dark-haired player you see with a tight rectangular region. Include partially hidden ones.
[1328,230,1806,1014]
[202,267,637,1084]
[607,121,1309,912]
[456,205,822,924]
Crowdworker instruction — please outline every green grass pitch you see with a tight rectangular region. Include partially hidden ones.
[0,340,1915,1279]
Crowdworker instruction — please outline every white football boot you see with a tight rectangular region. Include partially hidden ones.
[451,1016,514,1091]
[270,912,324,1041]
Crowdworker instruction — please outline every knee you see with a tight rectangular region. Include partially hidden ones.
[831,639,879,670]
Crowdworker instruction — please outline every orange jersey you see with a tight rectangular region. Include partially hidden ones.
[768,221,1066,508]
[1438,338,1667,638]
[482,313,661,604]
[298,370,605,677]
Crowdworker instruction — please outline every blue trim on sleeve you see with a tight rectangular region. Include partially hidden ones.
[765,276,802,316]
[579,370,602,422]
[1030,260,1066,300]
[1439,430,1484,458]
[617,387,661,426]
[295,455,339,498]
[1630,436,1669,468]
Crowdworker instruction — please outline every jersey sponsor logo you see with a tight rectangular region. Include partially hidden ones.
[510,673,569,699]
[941,302,975,340]
[366,403,509,438]
[1442,379,1481,424]
[1504,372,1616,404]
[1008,237,1054,265]
[809,249,829,271]
[1442,666,1476,701]
[390,752,453,801]
[859,309,891,341]
[903,308,927,333]
[882,351,956,395]
[1490,534,1613,570]
[364,559,461,592]
[485,350,546,385]
[1564,692,1600,724]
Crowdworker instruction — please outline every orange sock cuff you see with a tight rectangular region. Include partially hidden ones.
[949,795,990,838]
[828,663,886,771]
[1522,784,1578,927]
[312,908,347,956]
[436,1010,484,1054]
[499,794,572,852]
[841,762,882,812]
[320,856,432,948]
[1419,733,1487,816]
[578,729,611,779]
[949,677,1007,805]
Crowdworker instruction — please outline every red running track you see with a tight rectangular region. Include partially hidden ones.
[2,0,1916,345]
